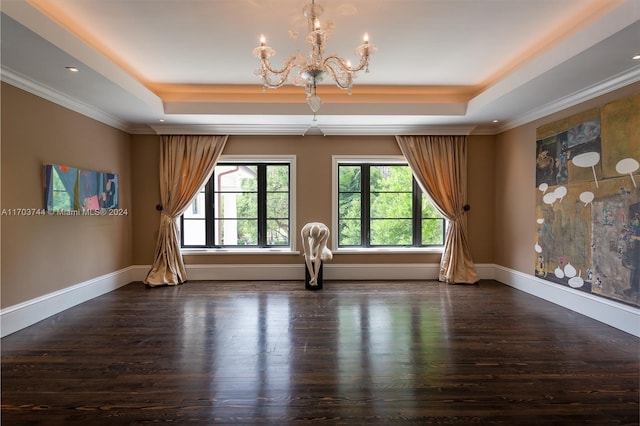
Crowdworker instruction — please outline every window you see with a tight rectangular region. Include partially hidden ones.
[181,158,293,249]
[335,158,445,248]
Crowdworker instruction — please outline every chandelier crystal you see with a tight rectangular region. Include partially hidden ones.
[252,0,376,113]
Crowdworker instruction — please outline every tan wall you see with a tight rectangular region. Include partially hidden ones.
[493,82,640,273]
[1,83,132,308]
[131,134,161,265]
[494,124,534,272]
[131,134,496,267]
[467,135,495,264]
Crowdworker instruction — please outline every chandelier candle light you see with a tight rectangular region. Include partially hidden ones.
[252,0,376,113]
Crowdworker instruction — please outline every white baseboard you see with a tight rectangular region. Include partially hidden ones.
[182,262,495,281]
[323,263,441,280]
[184,263,304,281]
[0,266,137,338]
[3,263,637,338]
[494,265,640,337]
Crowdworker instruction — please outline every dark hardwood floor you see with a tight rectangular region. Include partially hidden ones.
[2,280,638,425]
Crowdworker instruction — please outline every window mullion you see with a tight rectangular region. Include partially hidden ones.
[412,178,422,246]
[362,165,371,248]
[205,178,215,247]
[257,164,267,247]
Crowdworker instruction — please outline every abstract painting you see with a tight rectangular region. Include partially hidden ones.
[535,94,639,308]
[45,164,118,212]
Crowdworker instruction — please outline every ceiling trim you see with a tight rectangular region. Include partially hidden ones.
[497,67,640,133]
[150,83,475,104]
[3,66,638,137]
[320,124,477,136]
[149,123,312,136]
[149,122,477,136]
[1,66,131,132]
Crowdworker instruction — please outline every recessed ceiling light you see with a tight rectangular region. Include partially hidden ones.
[159,119,165,122]
[633,54,640,60]
[492,119,500,123]
[65,66,79,72]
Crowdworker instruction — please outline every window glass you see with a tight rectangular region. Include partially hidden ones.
[181,161,291,248]
[337,162,444,248]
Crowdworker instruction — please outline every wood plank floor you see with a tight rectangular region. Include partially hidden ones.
[2,280,638,425]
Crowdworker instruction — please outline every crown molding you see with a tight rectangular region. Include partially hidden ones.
[149,123,313,136]
[1,66,133,133]
[149,123,478,136]
[4,64,638,137]
[469,125,503,135]
[151,83,475,104]
[127,124,157,134]
[496,67,640,133]
[320,124,477,136]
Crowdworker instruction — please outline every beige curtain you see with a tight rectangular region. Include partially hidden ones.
[396,135,478,284]
[145,135,228,287]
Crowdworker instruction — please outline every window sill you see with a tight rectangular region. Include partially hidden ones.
[181,247,441,255]
[335,247,443,254]
[181,248,300,255]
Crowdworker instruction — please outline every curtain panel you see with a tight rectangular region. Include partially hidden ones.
[396,135,478,284]
[145,135,228,287]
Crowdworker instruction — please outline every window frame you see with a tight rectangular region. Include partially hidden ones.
[180,155,297,252]
[332,155,445,252]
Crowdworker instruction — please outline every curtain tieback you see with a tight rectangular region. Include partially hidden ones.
[452,204,471,220]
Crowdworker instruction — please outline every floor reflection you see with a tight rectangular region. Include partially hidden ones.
[181,293,292,419]
[180,287,452,420]
[2,281,638,424]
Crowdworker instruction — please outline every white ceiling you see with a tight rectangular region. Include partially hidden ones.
[1,0,639,135]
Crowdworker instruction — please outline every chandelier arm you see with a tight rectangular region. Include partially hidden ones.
[322,54,370,73]
[322,62,353,90]
[259,72,290,89]
[261,55,302,76]
[258,55,305,88]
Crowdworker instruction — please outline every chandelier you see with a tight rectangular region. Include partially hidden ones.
[252,0,376,113]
